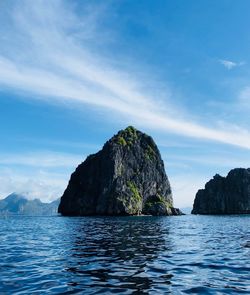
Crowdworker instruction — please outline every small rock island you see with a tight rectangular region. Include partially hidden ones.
[58,126,182,216]
[192,168,250,214]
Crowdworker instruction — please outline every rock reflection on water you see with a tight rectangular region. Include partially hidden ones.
[66,217,173,294]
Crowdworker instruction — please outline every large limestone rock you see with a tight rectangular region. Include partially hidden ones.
[192,168,250,214]
[58,126,181,216]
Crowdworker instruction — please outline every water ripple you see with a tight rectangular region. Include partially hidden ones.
[0,215,249,294]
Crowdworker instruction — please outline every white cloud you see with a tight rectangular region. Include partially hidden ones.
[238,86,250,105]
[219,59,244,70]
[19,138,100,151]
[0,151,85,201]
[166,153,250,169]
[0,1,249,150]
[0,151,84,168]
[0,168,67,202]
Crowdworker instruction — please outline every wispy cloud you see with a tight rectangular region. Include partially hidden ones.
[0,150,85,201]
[0,167,67,202]
[238,86,250,106]
[0,0,250,150]
[219,59,245,70]
[0,151,84,168]
[18,138,100,151]
[165,153,250,169]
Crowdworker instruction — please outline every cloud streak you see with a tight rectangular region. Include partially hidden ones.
[219,59,244,70]
[0,151,84,168]
[0,0,250,150]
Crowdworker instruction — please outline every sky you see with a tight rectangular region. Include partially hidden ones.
[0,0,250,207]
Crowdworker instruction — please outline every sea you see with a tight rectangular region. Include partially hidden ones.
[0,215,249,294]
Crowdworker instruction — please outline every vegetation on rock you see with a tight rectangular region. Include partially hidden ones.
[127,181,142,214]
[143,194,173,215]
[117,136,127,146]
[58,126,182,216]
[116,126,138,147]
[145,145,156,160]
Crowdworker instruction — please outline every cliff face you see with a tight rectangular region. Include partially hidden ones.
[192,168,250,214]
[58,126,181,216]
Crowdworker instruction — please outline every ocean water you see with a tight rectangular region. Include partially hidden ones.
[0,215,249,294]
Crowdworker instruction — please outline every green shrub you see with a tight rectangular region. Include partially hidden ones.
[144,194,172,211]
[127,181,142,214]
[117,136,127,146]
[145,145,156,160]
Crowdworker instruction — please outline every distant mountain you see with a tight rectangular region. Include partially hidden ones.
[0,193,60,216]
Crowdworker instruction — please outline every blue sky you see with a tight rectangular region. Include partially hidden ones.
[0,0,250,207]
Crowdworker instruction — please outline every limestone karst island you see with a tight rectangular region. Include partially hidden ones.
[192,168,250,214]
[58,126,182,216]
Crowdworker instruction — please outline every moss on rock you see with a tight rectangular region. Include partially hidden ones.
[143,194,173,215]
[127,181,142,214]
[117,126,138,147]
[145,145,156,160]
[117,136,127,146]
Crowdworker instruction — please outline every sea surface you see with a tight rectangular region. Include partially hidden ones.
[0,215,249,294]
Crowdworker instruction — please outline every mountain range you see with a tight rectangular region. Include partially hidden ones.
[0,193,60,216]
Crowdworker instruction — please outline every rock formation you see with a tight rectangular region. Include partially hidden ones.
[58,126,182,216]
[192,168,250,214]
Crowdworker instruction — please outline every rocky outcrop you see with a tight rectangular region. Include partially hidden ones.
[58,126,182,216]
[192,168,250,214]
